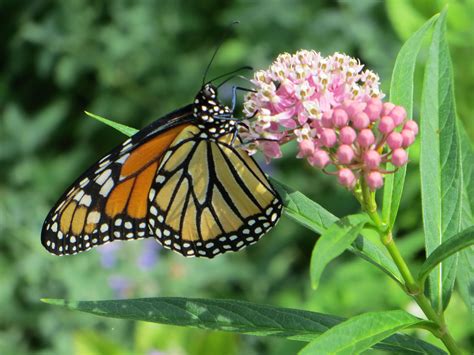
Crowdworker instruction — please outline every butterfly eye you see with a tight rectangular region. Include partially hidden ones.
[203,85,215,98]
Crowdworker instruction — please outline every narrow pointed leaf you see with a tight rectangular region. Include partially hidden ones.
[41,298,445,354]
[456,124,474,314]
[382,14,437,228]
[310,214,370,289]
[420,9,462,312]
[84,111,138,137]
[270,177,337,233]
[299,310,432,355]
[418,226,474,286]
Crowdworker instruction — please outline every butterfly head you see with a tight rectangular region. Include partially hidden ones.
[193,84,232,125]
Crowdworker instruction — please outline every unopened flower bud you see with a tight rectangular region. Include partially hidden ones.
[387,132,403,150]
[357,129,375,148]
[338,168,356,189]
[392,148,408,166]
[389,106,407,126]
[403,120,419,135]
[379,116,395,134]
[321,111,334,128]
[364,150,381,169]
[339,126,357,144]
[353,112,370,129]
[309,149,330,168]
[347,101,367,118]
[337,145,355,164]
[365,98,383,121]
[333,108,349,127]
[401,129,415,147]
[366,171,383,190]
[262,141,282,159]
[320,128,337,147]
[297,139,315,158]
[382,102,395,116]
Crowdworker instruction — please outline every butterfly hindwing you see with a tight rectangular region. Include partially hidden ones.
[148,125,282,258]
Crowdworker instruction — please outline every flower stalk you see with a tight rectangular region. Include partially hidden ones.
[359,179,461,355]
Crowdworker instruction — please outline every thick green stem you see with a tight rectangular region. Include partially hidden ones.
[359,179,462,354]
[384,237,419,294]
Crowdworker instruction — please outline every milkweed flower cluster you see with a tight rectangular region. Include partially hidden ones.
[241,50,418,190]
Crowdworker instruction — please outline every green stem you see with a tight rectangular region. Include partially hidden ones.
[384,237,419,294]
[359,179,462,355]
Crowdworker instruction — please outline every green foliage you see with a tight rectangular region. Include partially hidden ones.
[418,226,474,286]
[271,178,403,282]
[300,310,435,355]
[310,214,370,289]
[419,10,462,312]
[457,124,474,314]
[43,297,446,354]
[382,14,437,229]
[84,111,138,137]
[386,0,474,139]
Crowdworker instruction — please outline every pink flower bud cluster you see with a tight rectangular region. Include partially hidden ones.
[241,50,418,190]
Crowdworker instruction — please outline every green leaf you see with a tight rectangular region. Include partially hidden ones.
[270,177,337,234]
[382,14,438,229]
[310,214,370,289]
[456,124,474,315]
[418,226,474,286]
[299,310,432,355]
[84,111,138,137]
[270,178,402,283]
[385,0,428,40]
[41,298,446,354]
[419,9,462,312]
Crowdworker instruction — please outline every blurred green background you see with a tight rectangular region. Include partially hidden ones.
[1,0,472,354]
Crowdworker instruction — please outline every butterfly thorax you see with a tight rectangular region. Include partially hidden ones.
[193,84,236,139]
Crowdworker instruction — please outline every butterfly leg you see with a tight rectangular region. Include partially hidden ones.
[231,86,256,112]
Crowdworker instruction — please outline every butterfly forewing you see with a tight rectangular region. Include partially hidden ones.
[41,107,194,255]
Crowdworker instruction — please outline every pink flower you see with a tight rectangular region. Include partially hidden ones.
[338,169,357,189]
[357,129,375,148]
[365,98,383,121]
[403,120,419,135]
[332,108,349,127]
[241,50,417,191]
[401,129,415,147]
[389,106,407,126]
[366,171,384,190]
[337,145,355,164]
[261,141,282,162]
[298,139,315,158]
[353,112,370,130]
[379,116,395,134]
[309,149,330,168]
[320,129,337,147]
[339,126,357,144]
[387,132,403,150]
[392,148,408,166]
[364,150,381,169]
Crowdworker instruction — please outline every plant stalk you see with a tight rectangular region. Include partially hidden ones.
[359,179,462,355]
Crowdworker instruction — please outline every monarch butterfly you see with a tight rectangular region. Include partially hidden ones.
[41,73,283,258]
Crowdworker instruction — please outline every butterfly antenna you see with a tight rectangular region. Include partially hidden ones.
[212,66,253,87]
[202,21,240,86]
